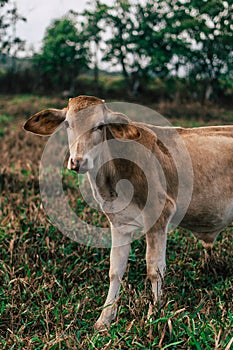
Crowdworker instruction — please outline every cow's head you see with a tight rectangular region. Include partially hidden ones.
[24,95,141,173]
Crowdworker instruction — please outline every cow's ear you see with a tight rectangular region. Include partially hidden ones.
[104,110,141,140]
[105,111,129,125]
[105,109,141,140]
[23,108,67,136]
[108,123,141,140]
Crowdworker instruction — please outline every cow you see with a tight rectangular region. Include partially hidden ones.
[24,95,233,329]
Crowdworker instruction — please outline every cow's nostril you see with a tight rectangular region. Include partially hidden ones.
[71,158,82,171]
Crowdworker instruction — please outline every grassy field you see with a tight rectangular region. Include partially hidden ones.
[0,95,233,349]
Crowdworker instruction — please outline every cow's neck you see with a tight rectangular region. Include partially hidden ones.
[88,138,148,212]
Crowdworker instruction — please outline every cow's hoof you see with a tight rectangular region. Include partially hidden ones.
[94,320,109,332]
[202,241,214,250]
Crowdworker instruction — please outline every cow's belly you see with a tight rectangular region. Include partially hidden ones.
[176,138,233,233]
[179,198,233,234]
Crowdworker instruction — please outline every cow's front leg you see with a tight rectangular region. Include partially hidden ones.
[95,227,131,330]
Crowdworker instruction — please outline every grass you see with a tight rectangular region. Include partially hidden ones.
[0,114,13,137]
[0,95,233,349]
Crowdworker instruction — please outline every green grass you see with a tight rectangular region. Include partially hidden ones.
[0,219,232,349]
[0,114,13,137]
[0,96,233,349]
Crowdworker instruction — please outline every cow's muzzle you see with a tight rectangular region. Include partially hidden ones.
[70,157,89,174]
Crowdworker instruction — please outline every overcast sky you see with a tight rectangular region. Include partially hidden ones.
[16,0,109,52]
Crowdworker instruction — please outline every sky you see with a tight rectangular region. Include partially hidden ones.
[16,0,100,52]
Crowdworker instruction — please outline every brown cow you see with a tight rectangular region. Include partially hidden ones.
[24,95,233,329]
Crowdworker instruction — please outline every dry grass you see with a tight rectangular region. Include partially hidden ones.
[0,95,232,349]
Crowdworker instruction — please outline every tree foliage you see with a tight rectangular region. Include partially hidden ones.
[0,0,26,68]
[101,0,134,80]
[1,0,232,100]
[184,0,233,80]
[80,0,109,84]
[78,0,232,98]
[34,17,89,91]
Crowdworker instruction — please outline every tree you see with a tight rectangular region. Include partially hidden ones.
[80,0,109,86]
[102,0,135,86]
[101,0,192,93]
[0,0,26,71]
[184,0,233,101]
[132,0,232,101]
[34,16,89,92]
[133,1,170,78]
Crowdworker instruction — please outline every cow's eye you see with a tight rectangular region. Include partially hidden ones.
[92,123,104,132]
[64,121,69,129]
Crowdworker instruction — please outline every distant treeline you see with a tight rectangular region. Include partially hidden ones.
[0,0,232,104]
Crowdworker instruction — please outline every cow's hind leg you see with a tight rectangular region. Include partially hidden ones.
[193,231,220,260]
[146,227,166,304]
[202,232,219,249]
[193,231,220,249]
